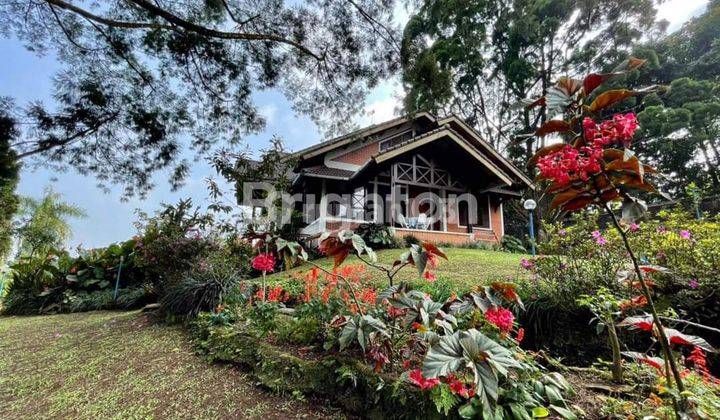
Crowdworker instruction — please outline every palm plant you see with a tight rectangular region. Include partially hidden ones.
[14,188,85,258]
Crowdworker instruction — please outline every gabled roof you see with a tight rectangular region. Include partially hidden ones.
[292,112,533,189]
[293,111,435,160]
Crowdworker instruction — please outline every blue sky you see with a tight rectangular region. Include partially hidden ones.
[0,0,707,249]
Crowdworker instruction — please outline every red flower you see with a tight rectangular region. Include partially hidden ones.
[484,307,515,333]
[408,369,440,390]
[619,295,648,311]
[449,378,474,398]
[252,253,275,272]
[423,271,437,282]
[256,285,290,302]
[515,328,525,343]
[359,287,377,304]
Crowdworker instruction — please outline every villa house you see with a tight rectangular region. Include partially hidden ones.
[289,112,533,245]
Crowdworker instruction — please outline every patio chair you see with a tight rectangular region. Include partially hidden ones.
[397,213,409,228]
[424,216,434,230]
[417,213,428,230]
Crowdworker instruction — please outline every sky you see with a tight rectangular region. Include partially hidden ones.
[0,0,709,250]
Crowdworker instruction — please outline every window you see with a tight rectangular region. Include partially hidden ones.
[351,187,365,219]
[379,130,414,152]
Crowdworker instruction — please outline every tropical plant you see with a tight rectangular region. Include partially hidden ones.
[160,263,242,319]
[526,57,702,414]
[355,223,398,249]
[14,188,85,258]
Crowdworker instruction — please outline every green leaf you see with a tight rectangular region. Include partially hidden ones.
[509,404,532,420]
[423,332,465,378]
[544,385,565,406]
[531,407,550,418]
[550,405,577,420]
[458,403,479,419]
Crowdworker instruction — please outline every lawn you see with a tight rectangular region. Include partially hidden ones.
[266,247,529,292]
[0,311,343,419]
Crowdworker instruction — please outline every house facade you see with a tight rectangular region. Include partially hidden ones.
[290,112,533,245]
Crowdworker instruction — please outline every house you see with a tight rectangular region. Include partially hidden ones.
[289,112,533,245]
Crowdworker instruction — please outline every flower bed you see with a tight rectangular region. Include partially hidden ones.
[190,231,579,419]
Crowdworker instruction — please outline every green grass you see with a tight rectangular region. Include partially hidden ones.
[0,311,343,419]
[267,247,529,293]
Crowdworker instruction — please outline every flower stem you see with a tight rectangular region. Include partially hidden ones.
[603,204,685,402]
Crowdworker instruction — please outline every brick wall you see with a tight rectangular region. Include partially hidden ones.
[332,141,379,165]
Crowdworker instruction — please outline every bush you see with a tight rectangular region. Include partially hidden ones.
[0,239,154,315]
[276,316,322,345]
[500,235,527,254]
[160,264,242,319]
[355,223,399,249]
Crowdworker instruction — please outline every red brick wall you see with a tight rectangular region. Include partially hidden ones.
[393,228,474,245]
[332,141,379,165]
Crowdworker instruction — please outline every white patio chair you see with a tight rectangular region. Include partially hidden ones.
[424,216,434,230]
[417,213,428,230]
[397,213,409,228]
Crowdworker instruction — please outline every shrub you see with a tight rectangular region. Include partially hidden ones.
[160,263,242,319]
[355,223,399,249]
[276,316,322,345]
[500,234,527,254]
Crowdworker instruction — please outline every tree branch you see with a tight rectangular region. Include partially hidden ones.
[43,0,322,60]
[126,0,322,60]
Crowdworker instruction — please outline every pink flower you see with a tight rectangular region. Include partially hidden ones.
[680,230,692,240]
[558,229,567,236]
[408,369,440,390]
[629,223,640,232]
[484,307,515,333]
[689,279,699,289]
[520,258,535,270]
[252,253,275,272]
[591,230,607,245]
[657,226,667,233]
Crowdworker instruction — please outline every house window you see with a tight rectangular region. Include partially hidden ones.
[457,196,491,229]
[379,130,414,152]
[351,187,365,220]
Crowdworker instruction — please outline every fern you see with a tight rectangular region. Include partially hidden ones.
[429,383,460,416]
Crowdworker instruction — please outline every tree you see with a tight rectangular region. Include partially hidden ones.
[626,1,720,196]
[0,0,402,197]
[14,188,86,257]
[0,98,20,262]
[401,0,662,163]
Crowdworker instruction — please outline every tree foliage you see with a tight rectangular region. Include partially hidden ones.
[401,0,661,162]
[0,0,401,197]
[628,1,720,196]
[0,98,20,262]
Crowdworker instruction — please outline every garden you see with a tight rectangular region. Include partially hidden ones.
[2,60,720,419]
